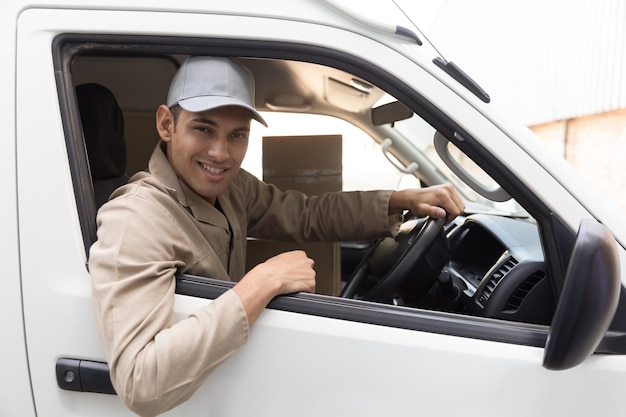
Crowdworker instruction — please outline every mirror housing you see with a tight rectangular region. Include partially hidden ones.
[543,219,621,370]
[371,101,413,126]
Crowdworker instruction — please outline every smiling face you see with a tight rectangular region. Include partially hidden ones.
[156,104,252,205]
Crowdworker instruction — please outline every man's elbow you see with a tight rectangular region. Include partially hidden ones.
[115,372,195,417]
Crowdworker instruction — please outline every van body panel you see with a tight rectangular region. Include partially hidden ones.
[3,1,626,416]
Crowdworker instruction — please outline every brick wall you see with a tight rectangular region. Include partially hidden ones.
[530,108,626,214]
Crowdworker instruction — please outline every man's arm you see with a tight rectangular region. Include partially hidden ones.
[90,186,317,416]
[232,250,316,327]
[90,190,249,416]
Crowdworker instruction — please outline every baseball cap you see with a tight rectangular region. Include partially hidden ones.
[167,56,268,127]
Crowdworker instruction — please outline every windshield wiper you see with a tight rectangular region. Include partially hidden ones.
[433,57,491,103]
[391,1,490,103]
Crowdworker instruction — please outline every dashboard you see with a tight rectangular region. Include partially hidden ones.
[444,214,555,325]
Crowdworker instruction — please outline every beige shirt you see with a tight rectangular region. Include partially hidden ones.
[89,144,400,416]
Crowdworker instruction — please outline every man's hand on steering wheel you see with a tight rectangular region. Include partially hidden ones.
[340,185,464,303]
[388,184,465,224]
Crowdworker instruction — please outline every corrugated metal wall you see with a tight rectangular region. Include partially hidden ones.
[423,0,626,125]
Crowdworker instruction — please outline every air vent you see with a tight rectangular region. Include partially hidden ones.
[477,257,518,308]
[504,270,546,312]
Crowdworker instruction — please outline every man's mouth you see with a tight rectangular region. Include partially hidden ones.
[199,162,227,175]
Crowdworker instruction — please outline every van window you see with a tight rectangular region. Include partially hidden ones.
[245,112,420,191]
[57,37,560,346]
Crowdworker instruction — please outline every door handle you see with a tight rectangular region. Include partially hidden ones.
[56,358,116,395]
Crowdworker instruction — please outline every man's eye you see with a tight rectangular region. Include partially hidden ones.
[231,133,248,141]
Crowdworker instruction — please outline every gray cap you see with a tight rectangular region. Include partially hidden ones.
[167,56,268,127]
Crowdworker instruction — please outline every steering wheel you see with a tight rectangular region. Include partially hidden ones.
[341,216,446,302]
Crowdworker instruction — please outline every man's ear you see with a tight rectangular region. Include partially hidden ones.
[156,105,174,142]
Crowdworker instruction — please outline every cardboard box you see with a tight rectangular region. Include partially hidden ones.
[246,134,343,296]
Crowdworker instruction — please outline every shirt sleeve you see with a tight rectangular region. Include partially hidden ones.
[234,170,401,243]
[89,186,249,416]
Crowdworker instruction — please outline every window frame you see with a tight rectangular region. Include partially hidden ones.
[54,33,574,348]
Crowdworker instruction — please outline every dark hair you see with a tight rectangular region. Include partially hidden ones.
[169,104,182,130]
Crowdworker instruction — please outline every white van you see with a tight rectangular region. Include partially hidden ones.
[3,1,626,416]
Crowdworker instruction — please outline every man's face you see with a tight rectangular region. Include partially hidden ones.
[158,105,252,205]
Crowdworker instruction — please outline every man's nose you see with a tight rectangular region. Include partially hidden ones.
[207,137,229,161]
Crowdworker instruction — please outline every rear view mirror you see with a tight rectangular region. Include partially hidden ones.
[543,219,621,370]
[371,101,413,126]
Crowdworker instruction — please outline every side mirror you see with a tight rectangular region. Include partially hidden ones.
[543,219,621,370]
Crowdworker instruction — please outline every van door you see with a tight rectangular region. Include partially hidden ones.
[17,5,626,417]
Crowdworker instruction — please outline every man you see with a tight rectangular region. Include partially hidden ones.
[89,56,464,416]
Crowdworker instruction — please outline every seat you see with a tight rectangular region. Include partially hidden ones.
[76,83,129,208]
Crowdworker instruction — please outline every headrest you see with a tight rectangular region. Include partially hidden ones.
[76,83,127,180]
